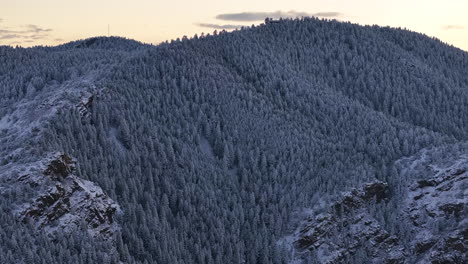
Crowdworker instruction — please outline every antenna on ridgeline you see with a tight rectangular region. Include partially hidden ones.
[108,24,110,36]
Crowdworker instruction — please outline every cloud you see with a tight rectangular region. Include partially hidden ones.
[0,25,51,35]
[29,34,49,40]
[0,29,16,34]
[0,18,3,23]
[24,24,52,33]
[215,10,342,22]
[313,12,342,17]
[443,25,464,30]
[0,34,21,40]
[0,23,53,45]
[196,23,245,30]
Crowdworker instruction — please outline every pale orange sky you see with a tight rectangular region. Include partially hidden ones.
[1,0,467,51]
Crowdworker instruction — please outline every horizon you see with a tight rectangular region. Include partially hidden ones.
[1,1,468,263]
[2,19,468,54]
[1,0,467,51]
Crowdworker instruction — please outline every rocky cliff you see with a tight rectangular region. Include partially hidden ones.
[0,73,121,241]
[16,153,120,240]
[294,182,405,263]
[405,158,467,263]
[290,154,467,264]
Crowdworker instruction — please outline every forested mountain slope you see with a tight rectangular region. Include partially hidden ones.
[290,144,467,263]
[0,17,467,263]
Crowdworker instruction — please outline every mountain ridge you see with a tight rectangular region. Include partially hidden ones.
[0,17,467,263]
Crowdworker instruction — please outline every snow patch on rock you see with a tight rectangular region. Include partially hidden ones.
[286,147,467,264]
[0,72,121,243]
[16,152,121,240]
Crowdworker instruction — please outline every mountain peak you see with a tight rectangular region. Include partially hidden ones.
[58,36,146,51]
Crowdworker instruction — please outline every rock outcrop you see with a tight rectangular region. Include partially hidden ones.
[77,93,94,117]
[406,163,467,263]
[17,153,120,240]
[294,182,405,264]
[291,160,467,264]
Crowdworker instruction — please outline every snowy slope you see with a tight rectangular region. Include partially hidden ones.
[0,69,121,240]
[288,145,467,263]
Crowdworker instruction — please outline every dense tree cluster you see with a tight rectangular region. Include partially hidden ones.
[0,18,467,263]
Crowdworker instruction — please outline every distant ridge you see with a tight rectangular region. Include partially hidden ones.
[56,36,147,51]
[0,17,467,263]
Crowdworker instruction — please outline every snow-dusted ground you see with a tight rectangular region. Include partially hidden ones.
[0,116,11,130]
[0,71,121,241]
[283,145,468,263]
[199,136,215,159]
[0,74,99,163]
[109,127,127,155]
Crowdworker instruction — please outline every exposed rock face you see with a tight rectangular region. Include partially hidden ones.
[406,163,467,263]
[18,153,120,240]
[294,182,405,264]
[0,71,120,252]
[77,93,94,117]
[43,153,75,179]
[291,159,467,264]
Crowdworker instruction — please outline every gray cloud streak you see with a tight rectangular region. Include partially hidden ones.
[443,25,465,30]
[0,24,53,44]
[314,12,342,17]
[0,34,21,40]
[0,25,52,35]
[24,24,52,33]
[196,23,245,30]
[216,10,342,22]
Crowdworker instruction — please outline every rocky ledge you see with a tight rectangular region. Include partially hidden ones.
[292,161,467,263]
[17,153,120,240]
[407,163,467,263]
[77,92,94,117]
[294,182,405,264]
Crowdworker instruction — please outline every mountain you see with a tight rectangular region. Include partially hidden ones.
[289,145,467,263]
[0,17,467,263]
[56,36,146,51]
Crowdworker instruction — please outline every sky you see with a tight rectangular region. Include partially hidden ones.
[1,0,467,51]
